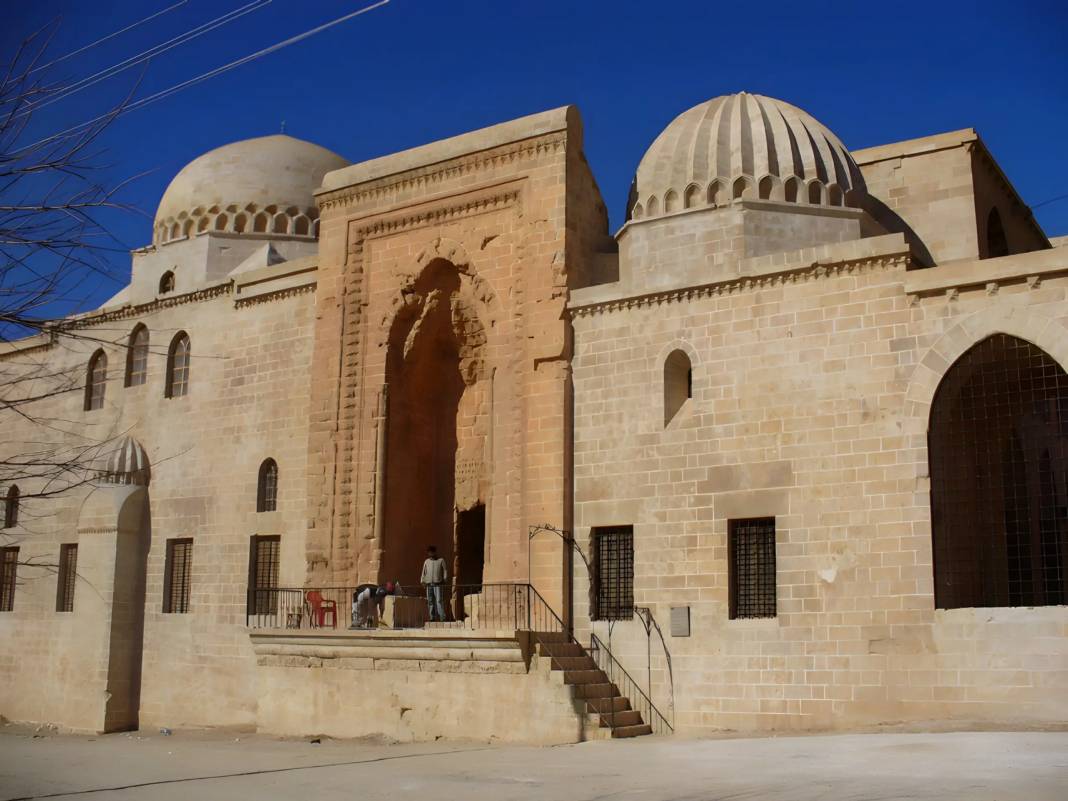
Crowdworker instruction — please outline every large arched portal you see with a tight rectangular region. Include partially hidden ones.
[381,259,489,590]
[929,334,1068,609]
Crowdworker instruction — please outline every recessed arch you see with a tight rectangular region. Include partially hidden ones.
[784,177,800,203]
[4,485,19,528]
[929,334,1068,608]
[683,184,701,209]
[758,176,774,200]
[632,202,644,220]
[646,195,659,217]
[159,271,175,294]
[664,189,679,213]
[84,349,107,411]
[257,458,278,512]
[708,181,723,206]
[165,332,190,398]
[807,181,823,204]
[252,212,269,233]
[732,177,749,200]
[664,348,693,426]
[985,207,1009,258]
[125,324,149,387]
[827,184,844,206]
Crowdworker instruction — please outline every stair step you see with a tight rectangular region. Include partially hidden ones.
[593,709,643,728]
[585,696,631,714]
[551,656,596,671]
[612,723,653,738]
[533,632,571,643]
[537,642,586,658]
[572,682,620,699]
[563,669,608,685]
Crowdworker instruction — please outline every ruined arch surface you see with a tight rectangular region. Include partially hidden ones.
[379,257,493,588]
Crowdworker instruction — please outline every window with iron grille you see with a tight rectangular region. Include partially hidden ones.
[125,325,149,387]
[56,544,77,612]
[729,518,777,619]
[592,526,634,621]
[163,538,193,613]
[248,535,280,615]
[257,459,278,512]
[0,547,18,612]
[930,334,1068,609]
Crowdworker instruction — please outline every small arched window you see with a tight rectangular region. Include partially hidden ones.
[4,486,19,528]
[986,207,1009,258]
[257,459,278,512]
[125,325,149,387]
[166,332,190,398]
[758,176,774,200]
[664,349,693,426]
[159,271,175,294]
[85,350,107,411]
[807,181,823,204]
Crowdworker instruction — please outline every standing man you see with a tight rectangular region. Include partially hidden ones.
[421,545,447,622]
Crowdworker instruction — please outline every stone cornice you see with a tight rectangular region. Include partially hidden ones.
[63,283,234,329]
[234,282,317,307]
[318,133,565,212]
[570,251,910,318]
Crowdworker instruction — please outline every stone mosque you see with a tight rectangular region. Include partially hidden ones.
[1,93,1066,741]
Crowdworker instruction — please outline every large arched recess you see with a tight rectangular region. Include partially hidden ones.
[928,334,1068,609]
[380,258,491,589]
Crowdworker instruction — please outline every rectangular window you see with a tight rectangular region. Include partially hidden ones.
[56,544,78,612]
[163,538,193,614]
[729,517,777,619]
[0,547,17,612]
[592,526,634,621]
[248,535,280,615]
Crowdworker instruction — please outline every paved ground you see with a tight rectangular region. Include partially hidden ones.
[1,726,1066,800]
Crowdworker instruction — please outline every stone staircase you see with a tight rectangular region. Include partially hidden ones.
[534,633,653,739]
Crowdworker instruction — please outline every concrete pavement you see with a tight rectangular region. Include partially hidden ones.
[2,726,1066,800]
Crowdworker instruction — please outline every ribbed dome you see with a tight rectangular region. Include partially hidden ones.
[631,93,864,220]
[98,436,151,486]
[153,135,349,244]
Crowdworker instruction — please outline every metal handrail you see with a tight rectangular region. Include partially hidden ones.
[590,631,673,735]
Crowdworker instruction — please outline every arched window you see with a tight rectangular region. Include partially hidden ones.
[165,332,190,398]
[929,334,1068,609]
[3,486,18,528]
[84,350,107,411]
[986,207,1009,258]
[807,181,823,204]
[125,325,149,387]
[758,176,774,200]
[664,349,693,426]
[159,271,175,294]
[257,459,278,512]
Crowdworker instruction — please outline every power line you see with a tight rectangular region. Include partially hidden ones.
[30,1,190,75]
[17,0,272,119]
[20,0,391,153]
[1033,193,1068,211]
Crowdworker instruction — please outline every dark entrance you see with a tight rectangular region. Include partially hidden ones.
[456,504,486,591]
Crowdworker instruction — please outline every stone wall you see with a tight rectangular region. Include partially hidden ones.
[0,283,315,732]
[569,235,1068,734]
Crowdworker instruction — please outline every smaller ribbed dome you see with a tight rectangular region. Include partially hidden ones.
[631,93,865,221]
[98,437,151,486]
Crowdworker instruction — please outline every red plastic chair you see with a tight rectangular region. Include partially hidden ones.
[306,590,337,628]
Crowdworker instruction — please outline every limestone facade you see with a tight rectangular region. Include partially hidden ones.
[0,93,1065,739]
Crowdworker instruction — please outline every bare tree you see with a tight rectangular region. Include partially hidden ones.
[0,24,139,518]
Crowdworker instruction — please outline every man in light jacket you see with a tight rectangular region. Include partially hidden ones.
[421,545,447,622]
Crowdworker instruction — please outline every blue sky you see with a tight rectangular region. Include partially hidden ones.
[6,0,1067,313]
